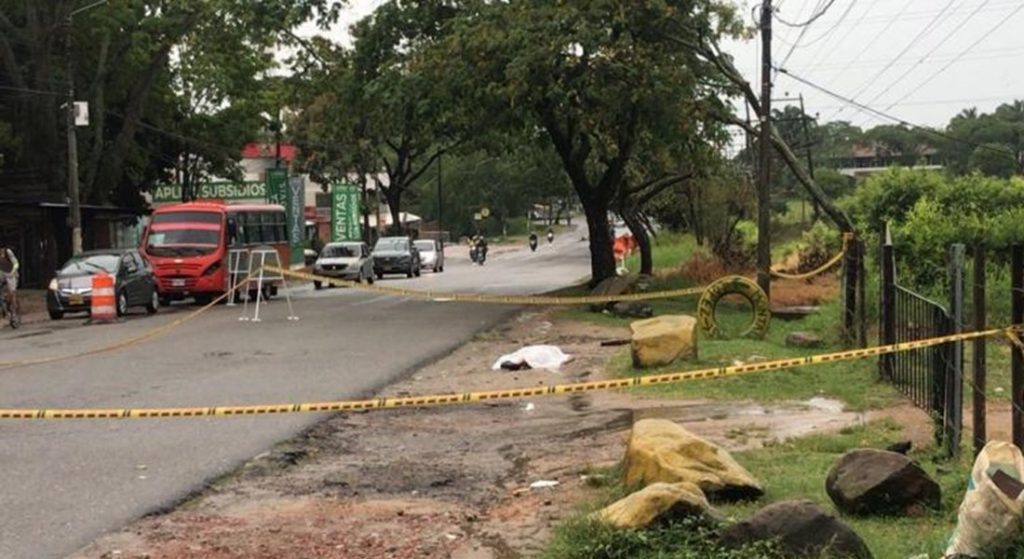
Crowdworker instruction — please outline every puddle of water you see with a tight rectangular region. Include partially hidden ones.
[803,397,845,413]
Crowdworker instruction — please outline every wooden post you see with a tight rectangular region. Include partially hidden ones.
[1012,244,1024,450]
[879,227,896,380]
[843,235,857,344]
[947,244,965,459]
[856,238,867,348]
[756,0,773,301]
[973,245,986,455]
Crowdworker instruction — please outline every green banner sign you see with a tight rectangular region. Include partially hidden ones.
[265,168,288,206]
[331,184,361,242]
[287,176,305,267]
[151,181,266,204]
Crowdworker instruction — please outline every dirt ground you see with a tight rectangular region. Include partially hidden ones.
[72,305,934,559]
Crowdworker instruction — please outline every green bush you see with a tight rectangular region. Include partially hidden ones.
[795,220,842,272]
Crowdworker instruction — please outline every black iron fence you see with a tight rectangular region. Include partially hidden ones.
[879,230,964,457]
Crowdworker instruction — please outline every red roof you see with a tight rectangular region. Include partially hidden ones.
[242,143,297,162]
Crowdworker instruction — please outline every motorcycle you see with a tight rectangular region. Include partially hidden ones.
[546,231,555,244]
[528,234,538,252]
[470,242,488,265]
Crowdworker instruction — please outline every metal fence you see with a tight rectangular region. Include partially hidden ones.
[879,230,964,457]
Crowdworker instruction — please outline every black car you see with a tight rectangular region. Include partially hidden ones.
[46,249,159,320]
[372,236,421,278]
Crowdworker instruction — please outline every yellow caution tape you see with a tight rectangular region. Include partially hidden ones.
[268,266,706,305]
[0,326,1008,420]
[770,232,852,281]
[0,278,254,371]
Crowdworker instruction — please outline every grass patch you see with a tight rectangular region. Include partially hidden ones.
[623,232,699,273]
[544,421,975,559]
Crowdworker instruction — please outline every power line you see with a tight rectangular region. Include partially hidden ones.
[838,0,957,113]
[775,66,1019,163]
[776,0,826,71]
[879,2,1024,114]
[857,0,995,117]
[820,1,915,120]
[774,0,838,27]
[800,0,879,69]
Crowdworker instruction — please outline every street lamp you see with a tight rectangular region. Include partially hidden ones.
[65,0,108,256]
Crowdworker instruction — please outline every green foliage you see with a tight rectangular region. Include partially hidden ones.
[795,221,841,272]
[544,516,785,559]
[943,102,1024,176]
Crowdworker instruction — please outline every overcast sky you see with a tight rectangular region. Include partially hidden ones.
[299,0,1024,131]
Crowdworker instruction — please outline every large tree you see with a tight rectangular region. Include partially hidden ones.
[0,0,339,208]
[429,0,743,284]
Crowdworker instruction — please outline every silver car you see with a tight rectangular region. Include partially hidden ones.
[312,242,375,289]
[415,239,445,273]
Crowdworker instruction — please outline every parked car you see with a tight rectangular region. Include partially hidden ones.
[414,239,444,273]
[46,249,159,319]
[372,236,420,279]
[312,242,375,289]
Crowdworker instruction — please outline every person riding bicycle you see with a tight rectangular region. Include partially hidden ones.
[0,242,19,317]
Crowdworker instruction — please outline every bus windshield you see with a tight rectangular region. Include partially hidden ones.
[146,229,220,256]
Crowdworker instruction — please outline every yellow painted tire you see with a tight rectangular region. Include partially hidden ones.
[697,276,771,339]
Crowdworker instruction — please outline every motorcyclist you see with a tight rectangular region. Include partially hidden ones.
[0,242,19,321]
[546,227,554,243]
[474,235,488,264]
[528,232,538,252]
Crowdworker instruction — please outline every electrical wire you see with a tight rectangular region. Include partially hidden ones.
[792,0,859,50]
[799,0,878,70]
[777,0,829,72]
[840,0,958,110]
[879,2,1024,114]
[775,66,1019,164]
[857,0,998,119]
[774,0,838,27]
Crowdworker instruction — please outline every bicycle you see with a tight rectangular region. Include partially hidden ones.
[0,273,20,329]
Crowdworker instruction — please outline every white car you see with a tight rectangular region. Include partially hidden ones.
[312,242,375,288]
[415,239,444,272]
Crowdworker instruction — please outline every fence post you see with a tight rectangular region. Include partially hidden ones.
[973,244,986,456]
[843,233,857,344]
[857,238,867,348]
[1012,244,1024,450]
[946,244,965,459]
[879,227,895,380]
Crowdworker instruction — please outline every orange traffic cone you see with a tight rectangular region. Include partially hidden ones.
[90,273,117,323]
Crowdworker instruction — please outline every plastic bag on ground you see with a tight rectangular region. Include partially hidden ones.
[945,441,1024,558]
[491,345,573,371]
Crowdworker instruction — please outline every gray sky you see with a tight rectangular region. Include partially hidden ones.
[300,0,1024,131]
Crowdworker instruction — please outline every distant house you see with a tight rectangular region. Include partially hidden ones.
[833,144,943,178]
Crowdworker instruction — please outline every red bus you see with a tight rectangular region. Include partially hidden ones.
[140,201,289,304]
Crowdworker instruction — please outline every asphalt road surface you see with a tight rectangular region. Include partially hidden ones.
[0,230,590,559]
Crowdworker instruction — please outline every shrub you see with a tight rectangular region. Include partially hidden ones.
[795,221,842,273]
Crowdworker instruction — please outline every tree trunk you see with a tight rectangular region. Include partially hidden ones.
[580,195,616,286]
[623,210,652,276]
[385,189,403,235]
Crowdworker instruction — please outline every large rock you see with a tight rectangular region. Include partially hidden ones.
[721,500,873,558]
[594,482,716,529]
[588,275,639,312]
[630,315,698,368]
[825,448,941,516]
[624,419,763,501]
[786,331,824,349]
[611,301,654,319]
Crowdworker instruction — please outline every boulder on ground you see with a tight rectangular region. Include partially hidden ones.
[630,315,698,368]
[624,419,762,501]
[786,331,824,348]
[721,500,872,558]
[611,301,654,319]
[825,448,941,516]
[594,481,717,529]
[588,275,640,312]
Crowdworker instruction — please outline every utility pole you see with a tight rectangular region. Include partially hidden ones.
[757,0,773,299]
[64,0,107,256]
[799,94,815,224]
[436,153,443,248]
[65,13,82,256]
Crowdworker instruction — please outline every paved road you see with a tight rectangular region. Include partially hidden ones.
[0,231,590,559]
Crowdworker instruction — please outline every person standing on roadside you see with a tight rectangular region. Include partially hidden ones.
[0,242,20,318]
